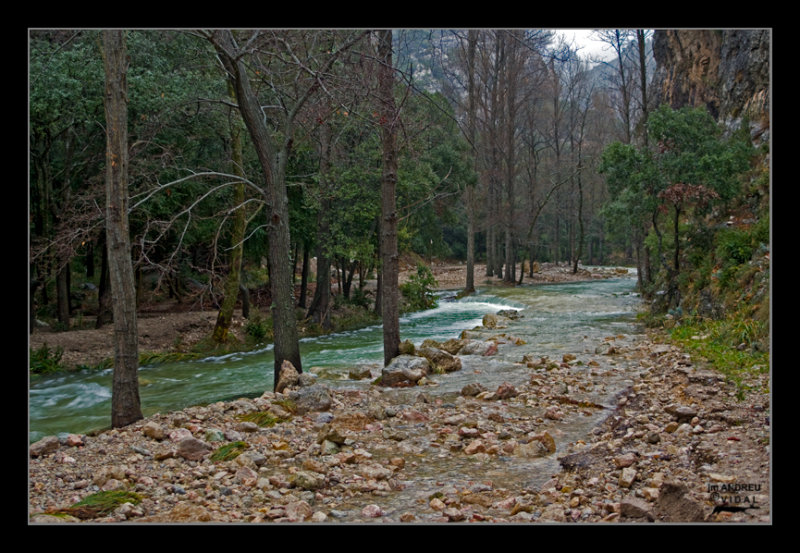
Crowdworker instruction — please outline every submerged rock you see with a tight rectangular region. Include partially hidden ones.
[482,313,498,329]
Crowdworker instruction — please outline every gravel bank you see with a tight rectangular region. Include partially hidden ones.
[28,322,771,524]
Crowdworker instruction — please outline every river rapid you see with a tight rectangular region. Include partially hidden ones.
[29,272,643,447]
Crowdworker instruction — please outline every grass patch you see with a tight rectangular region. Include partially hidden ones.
[237,411,289,427]
[210,441,249,462]
[48,490,143,520]
[666,312,769,400]
[271,398,297,415]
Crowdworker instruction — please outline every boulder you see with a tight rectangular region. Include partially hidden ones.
[142,421,166,441]
[655,482,706,522]
[176,437,212,461]
[288,384,332,414]
[460,340,493,356]
[348,365,375,380]
[30,436,60,457]
[380,355,430,387]
[461,382,487,397]
[417,346,462,373]
[665,403,699,423]
[275,360,300,393]
[558,442,611,472]
[620,498,655,521]
[440,338,467,355]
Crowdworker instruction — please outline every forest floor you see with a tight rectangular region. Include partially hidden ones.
[29,260,622,372]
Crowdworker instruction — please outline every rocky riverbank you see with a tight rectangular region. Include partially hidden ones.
[28,308,771,524]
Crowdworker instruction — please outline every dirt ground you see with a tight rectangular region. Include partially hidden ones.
[29,261,622,371]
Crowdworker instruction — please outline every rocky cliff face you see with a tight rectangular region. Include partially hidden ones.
[652,29,770,141]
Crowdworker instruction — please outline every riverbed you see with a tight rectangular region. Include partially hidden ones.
[29,269,772,524]
[29,274,642,443]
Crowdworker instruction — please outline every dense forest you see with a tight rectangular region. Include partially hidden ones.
[29,29,770,425]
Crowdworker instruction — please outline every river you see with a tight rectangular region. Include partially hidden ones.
[29,272,643,445]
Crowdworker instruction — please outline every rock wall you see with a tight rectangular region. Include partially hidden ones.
[652,29,770,141]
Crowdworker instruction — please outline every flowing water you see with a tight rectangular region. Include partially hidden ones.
[29,272,644,464]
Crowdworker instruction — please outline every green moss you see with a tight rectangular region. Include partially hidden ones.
[210,441,249,462]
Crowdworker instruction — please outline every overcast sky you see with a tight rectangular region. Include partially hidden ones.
[555,29,617,61]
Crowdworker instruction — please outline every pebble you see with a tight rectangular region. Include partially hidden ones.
[28,331,770,524]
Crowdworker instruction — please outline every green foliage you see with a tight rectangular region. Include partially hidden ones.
[29,344,65,374]
[400,263,438,311]
[716,227,756,265]
[648,105,753,202]
[667,313,769,400]
[599,105,761,315]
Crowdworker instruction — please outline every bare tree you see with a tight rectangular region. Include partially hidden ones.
[101,29,143,428]
[206,30,303,384]
[204,29,369,384]
[595,29,637,144]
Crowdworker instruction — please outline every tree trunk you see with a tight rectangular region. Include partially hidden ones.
[308,122,333,330]
[95,236,113,328]
[298,244,309,309]
[210,30,302,385]
[212,78,247,344]
[572,170,584,274]
[463,30,477,295]
[56,263,70,327]
[102,29,142,428]
[377,30,400,366]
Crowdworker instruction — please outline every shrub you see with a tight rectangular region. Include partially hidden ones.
[716,227,755,265]
[30,344,64,374]
[244,311,272,343]
[400,263,438,312]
